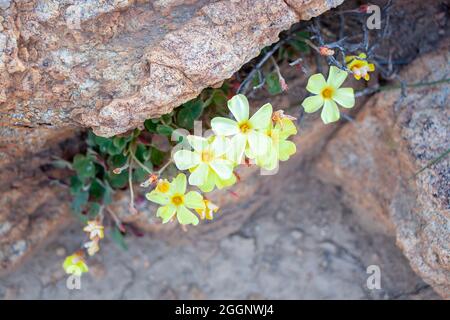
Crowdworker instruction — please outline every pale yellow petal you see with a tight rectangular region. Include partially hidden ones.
[321,99,340,124]
[184,191,205,210]
[333,88,355,108]
[211,117,239,136]
[249,103,273,130]
[176,205,199,225]
[302,95,324,113]
[187,135,209,153]
[227,94,249,122]
[327,66,348,88]
[188,163,209,186]
[173,150,201,170]
[306,73,327,94]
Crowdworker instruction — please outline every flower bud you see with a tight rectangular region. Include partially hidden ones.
[319,46,335,56]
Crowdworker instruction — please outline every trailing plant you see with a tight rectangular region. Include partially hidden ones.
[60,1,450,276]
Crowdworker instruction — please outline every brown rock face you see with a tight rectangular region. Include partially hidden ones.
[0,0,343,277]
[0,0,343,137]
[315,45,450,297]
[0,131,83,275]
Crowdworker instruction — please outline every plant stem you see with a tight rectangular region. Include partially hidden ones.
[157,159,173,174]
[128,162,135,210]
[380,78,450,91]
[414,148,450,177]
[129,148,153,174]
[356,78,450,97]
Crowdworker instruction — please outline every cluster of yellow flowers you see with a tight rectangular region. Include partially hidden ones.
[62,53,373,275]
[146,94,298,226]
[63,220,104,275]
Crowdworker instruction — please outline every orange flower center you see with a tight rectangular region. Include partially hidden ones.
[201,150,214,163]
[239,121,251,133]
[156,180,170,193]
[171,194,184,206]
[321,86,334,99]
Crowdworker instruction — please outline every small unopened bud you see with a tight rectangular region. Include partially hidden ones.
[272,110,297,123]
[279,76,288,92]
[358,4,370,13]
[113,163,129,174]
[319,46,335,56]
[140,173,159,188]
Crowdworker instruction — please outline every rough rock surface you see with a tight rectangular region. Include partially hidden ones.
[0,159,438,299]
[315,45,450,298]
[0,131,81,276]
[0,0,343,137]
[0,51,344,275]
[0,0,448,299]
[0,0,343,277]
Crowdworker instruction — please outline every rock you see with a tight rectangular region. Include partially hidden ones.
[0,1,10,10]
[315,44,450,297]
[0,128,81,275]
[0,157,438,299]
[0,0,343,137]
[0,0,344,276]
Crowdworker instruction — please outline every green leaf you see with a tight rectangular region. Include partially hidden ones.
[151,147,165,166]
[133,168,148,183]
[87,131,97,147]
[144,119,158,133]
[176,99,203,130]
[88,202,102,218]
[69,175,83,195]
[102,181,114,205]
[113,137,127,151]
[295,31,310,40]
[111,227,128,250]
[266,72,282,95]
[161,114,173,125]
[108,153,128,169]
[71,190,89,215]
[156,124,173,136]
[212,90,227,108]
[107,142,122,156]
[106,170,128,189]
[94,135,113,154]
[135,144,151,163]
[89,179,106,201]
[73,155,96,180]
[289,39,309,53]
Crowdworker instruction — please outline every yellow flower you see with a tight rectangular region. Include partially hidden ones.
[146,173,205,225]
[345,53,375,81]
[272,110,297,127]
[83,220,104,240]
[174,135,234,188]
[211,94,272,163]
[254,118,297,170]
[195,199,219,220]
[301,66,355,124]
[155,179,171,194]
[63,252,89,276]
[84,240,100,256]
